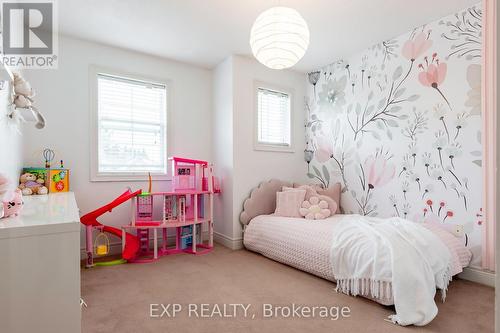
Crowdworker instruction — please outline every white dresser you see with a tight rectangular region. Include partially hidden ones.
[0,192,81,333]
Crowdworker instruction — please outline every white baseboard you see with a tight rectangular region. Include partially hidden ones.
[458,267,496,287]
[213,231,243,250]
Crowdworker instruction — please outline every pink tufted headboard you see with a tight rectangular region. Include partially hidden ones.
[239,179,291,225]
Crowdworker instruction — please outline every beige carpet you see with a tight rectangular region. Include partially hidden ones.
[81,245,494,333]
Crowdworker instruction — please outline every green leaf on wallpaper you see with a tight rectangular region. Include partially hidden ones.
[376,120,385,130]
[470,150,482,156]
[393,66,403,81]
[313,165,321,177]
[366,105,375,116]
[387,129,393,140]
[476,131,481,144]
[394,88,406,99]
[407,94,420,101]
[377,98,386,109]
[351,190,357,198]
[399,114,410,120]
[322,165,330,183]
[307,173,315,179]
[386,119,399,127]
[472,160,482,167]
[371,131,381,140]
[346,104,353,113]
[389,106,402,113]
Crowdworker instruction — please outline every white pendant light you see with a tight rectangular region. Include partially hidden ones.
[250,7,309,70]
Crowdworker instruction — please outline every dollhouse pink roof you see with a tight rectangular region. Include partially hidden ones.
[169,156,208,165]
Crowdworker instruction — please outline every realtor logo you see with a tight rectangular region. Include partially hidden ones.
[0,0,57,68]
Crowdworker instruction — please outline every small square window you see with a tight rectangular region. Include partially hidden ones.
[255,85,293,152]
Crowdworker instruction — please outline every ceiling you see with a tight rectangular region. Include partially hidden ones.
[58,0,479,73]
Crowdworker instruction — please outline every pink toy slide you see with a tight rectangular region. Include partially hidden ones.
[81,189,142,264]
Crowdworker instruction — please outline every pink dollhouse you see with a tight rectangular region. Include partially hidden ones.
[121,157,219,262]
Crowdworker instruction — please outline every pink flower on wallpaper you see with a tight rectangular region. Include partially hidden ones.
[314,136,333,163]
[418,53,451,108]
[402,32,433,61]
[364,155,395,189]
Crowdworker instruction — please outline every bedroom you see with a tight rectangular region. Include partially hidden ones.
[0,0,498,332]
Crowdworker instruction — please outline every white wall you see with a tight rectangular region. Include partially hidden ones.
[212,57,234,244]
[21,38,307,251]
[212,55,307,246]
[0,66,22,189]
[232,55,308,239]
[496,1,500,331]
[22,36,212,248]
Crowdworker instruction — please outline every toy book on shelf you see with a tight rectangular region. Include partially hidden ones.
[19,150,70,195]
[20,167,70,194]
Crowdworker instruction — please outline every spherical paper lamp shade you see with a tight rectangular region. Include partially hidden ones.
[250,7,310,70]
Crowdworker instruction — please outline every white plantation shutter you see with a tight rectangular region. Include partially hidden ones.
[97,74,167,175]
[257,87,291,146]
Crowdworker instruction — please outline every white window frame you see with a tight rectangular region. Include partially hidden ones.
[89,65,172,182]
[253,81,295,153]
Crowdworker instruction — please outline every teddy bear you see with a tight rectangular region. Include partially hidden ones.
[12,73,45,129]
[18,172,48,195]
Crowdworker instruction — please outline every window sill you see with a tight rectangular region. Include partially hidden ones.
[253,144,295,153]
[90,173,171,182]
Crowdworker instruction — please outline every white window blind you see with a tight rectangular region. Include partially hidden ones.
[257,87,291,146]
[97,73,167,175]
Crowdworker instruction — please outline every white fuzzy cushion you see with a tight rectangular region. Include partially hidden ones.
[299,196,331,220]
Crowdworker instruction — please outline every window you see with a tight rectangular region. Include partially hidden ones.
[255,85,293,152]
[91,69,168,181]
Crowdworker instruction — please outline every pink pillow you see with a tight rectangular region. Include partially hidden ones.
[318,194,337,215]
[275,189,306,218]
[293,183,323,192]
[299,196,332,220]
[288,185,338,215]
[283,185,316,200]
[316,183,341,214]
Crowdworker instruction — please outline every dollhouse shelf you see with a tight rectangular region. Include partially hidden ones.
[124,218,211,228]
[119,157,220,262]
[123,190,215,261]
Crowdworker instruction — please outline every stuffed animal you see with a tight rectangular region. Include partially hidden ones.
[12,73,45,129]
[0,173,10,219]
[299,196,332,220]
[18,172,48,195]
[2,189,23,218]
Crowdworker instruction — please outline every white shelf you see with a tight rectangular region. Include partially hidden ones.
[0,192,80,239]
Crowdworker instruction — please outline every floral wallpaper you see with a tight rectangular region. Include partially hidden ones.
[305,3,483,266]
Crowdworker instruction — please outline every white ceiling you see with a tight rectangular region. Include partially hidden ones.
[58,0,479,73]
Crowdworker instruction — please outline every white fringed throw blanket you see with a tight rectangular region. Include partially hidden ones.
[330,215,453,326]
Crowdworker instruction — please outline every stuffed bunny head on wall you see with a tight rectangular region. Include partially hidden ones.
[11,73,45,129]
